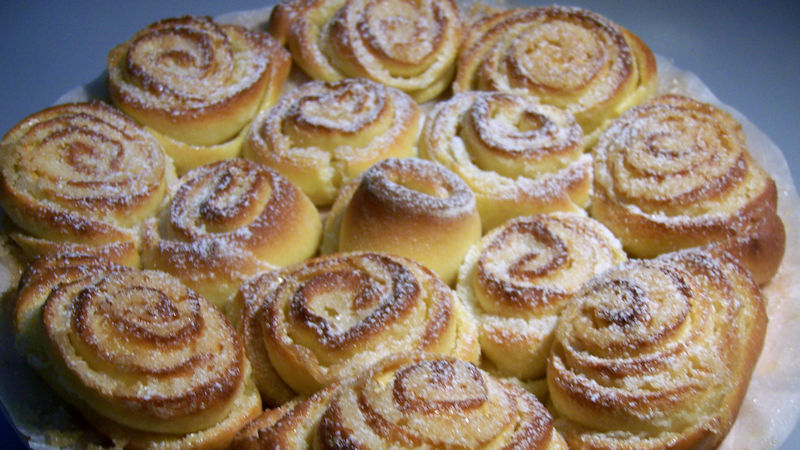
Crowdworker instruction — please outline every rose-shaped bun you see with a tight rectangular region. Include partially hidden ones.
[243,77,421,206]
[322,158,481,285]
[548,248,767,448]
[269,0,462,102]
[592,94,785,284]
[230,252,479,405]
[457,213,625,395]
[142,158,321,310]
[420,91,591,231]
[454,6,657,139]
[233,353,568,449]
[14,254,261,449]
[0,101,174,267]
[108,16,291,173]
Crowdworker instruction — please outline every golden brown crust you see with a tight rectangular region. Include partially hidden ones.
[420,91,591,231]
[0,101,173,267]
[233,353,568,449]
[270,0,462,102]
[107,16,291,172]
[457,213,626,385]
[13,254,259,447]
[229,252,479,405]
[141,158,321,309]
[322,157,481,285]
[243,77,421,206]
[591,94,786,284]
[454,6,657,138]
[547,248,767,448]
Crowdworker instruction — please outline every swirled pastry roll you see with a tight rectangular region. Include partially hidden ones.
[454,6,657,138]
[592,94,786,284]
[141,159,321,310]
[243,77,421,206]
[229,252,479,405]
[420,91,591,231]
[107,16,291,174]
[457,213,625,394]
[269,0,462,102]
[233,353,567,449]
[0,102,174,267]
[322,158,481,285]
[13,254,261,449]
[547,248,767,448]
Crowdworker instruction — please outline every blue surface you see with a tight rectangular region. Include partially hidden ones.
[0,1,798,448]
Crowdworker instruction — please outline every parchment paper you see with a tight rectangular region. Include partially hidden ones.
[1,5,798,449]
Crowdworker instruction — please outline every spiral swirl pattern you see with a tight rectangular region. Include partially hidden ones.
[231,252,479,405]
[13,254,260,447]
[547,248,767,448]
[270,0,462,102]
[322,157,481,285]
[142,158,321,308]
[457,213,625,385]
[421,91,591,231]
[592,94,785,284]
[0,102,172,266]
[107,15,291,172]
[233,353,567,449]
[244,77,420,206]
[454,6,657,136]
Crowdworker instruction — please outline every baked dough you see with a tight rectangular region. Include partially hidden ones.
[13,254,261,449]
[420,91,591,231]
[269,0,462,102]
[142,158,321,310]
[592,94,786,284]
[233,353,568,449]
[108,16,291,173]
[322,157,481,285]
[229,252,479,405]
[0,101,174,267]
[454,5,657,140]
[243,77,420,206]
[548,248,767,448]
